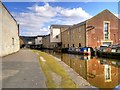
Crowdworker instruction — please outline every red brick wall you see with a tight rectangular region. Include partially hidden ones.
[86,10,119,48]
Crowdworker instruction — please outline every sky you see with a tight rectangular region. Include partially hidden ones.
[3,2,119,36]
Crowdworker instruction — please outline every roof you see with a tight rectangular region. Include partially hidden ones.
[50,24,72,28]
[20,36,37,38]
[20,34,50,38]
[87,9,119,21]
[62,9,118,31]
[71,20,86,29]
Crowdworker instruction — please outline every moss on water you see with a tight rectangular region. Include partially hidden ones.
[33,50,76,88]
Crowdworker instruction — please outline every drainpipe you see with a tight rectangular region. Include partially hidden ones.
[118,19,120,44]
[70,28,71,47]
[85,23,87,47]
[18,24,19,36]
[60,27,62,49]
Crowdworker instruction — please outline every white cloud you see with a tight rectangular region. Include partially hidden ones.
[12,3,91,36]
[113,13,120,19]
[59,7,90,19]
[114,13,120,19]
[57,7,92,24]
[27,3,57,17]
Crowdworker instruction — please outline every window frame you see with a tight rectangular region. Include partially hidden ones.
[103,21,110,40]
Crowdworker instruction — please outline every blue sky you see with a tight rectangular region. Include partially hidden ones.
[3,2,118,36]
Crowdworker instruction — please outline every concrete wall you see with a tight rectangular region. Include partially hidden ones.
[0,2,20,57]
[86,10,119,48]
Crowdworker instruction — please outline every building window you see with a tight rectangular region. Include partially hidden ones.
[104,22,110,40]
[79,43,81,47]
[102,42,112,46]
[104,64,111,82]
[73,44,74,47]
[68,44,69,48]
[12,38,14,45]
[56,35,59,39]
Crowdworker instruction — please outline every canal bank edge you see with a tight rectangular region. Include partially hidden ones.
[49,55,93,88]
[33,50,97,88]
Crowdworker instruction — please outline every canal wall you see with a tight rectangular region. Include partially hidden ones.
[46,50,120,88]
[49,54,92,88]
[0,2,20,57]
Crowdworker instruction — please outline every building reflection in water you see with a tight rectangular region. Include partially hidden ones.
[61,54,120,88]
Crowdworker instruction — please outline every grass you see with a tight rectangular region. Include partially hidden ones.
[33,50,77,88]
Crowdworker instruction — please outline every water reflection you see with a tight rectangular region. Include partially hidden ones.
[43,50,120,89]
[61,54,120,89]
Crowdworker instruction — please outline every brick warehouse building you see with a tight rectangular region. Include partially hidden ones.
[61,21,86,48]
[86,9,119,48]
[61,9,119,49]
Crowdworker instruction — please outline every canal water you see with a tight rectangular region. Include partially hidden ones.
[43,50,120,89]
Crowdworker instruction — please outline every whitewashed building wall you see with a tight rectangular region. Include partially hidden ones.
[50,27,61,43]
[0,2,20,57]
[35,37,42,45]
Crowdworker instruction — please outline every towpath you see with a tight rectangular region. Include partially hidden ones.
[2,49,46,88]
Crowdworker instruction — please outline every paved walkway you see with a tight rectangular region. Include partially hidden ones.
[2,49,46,88]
